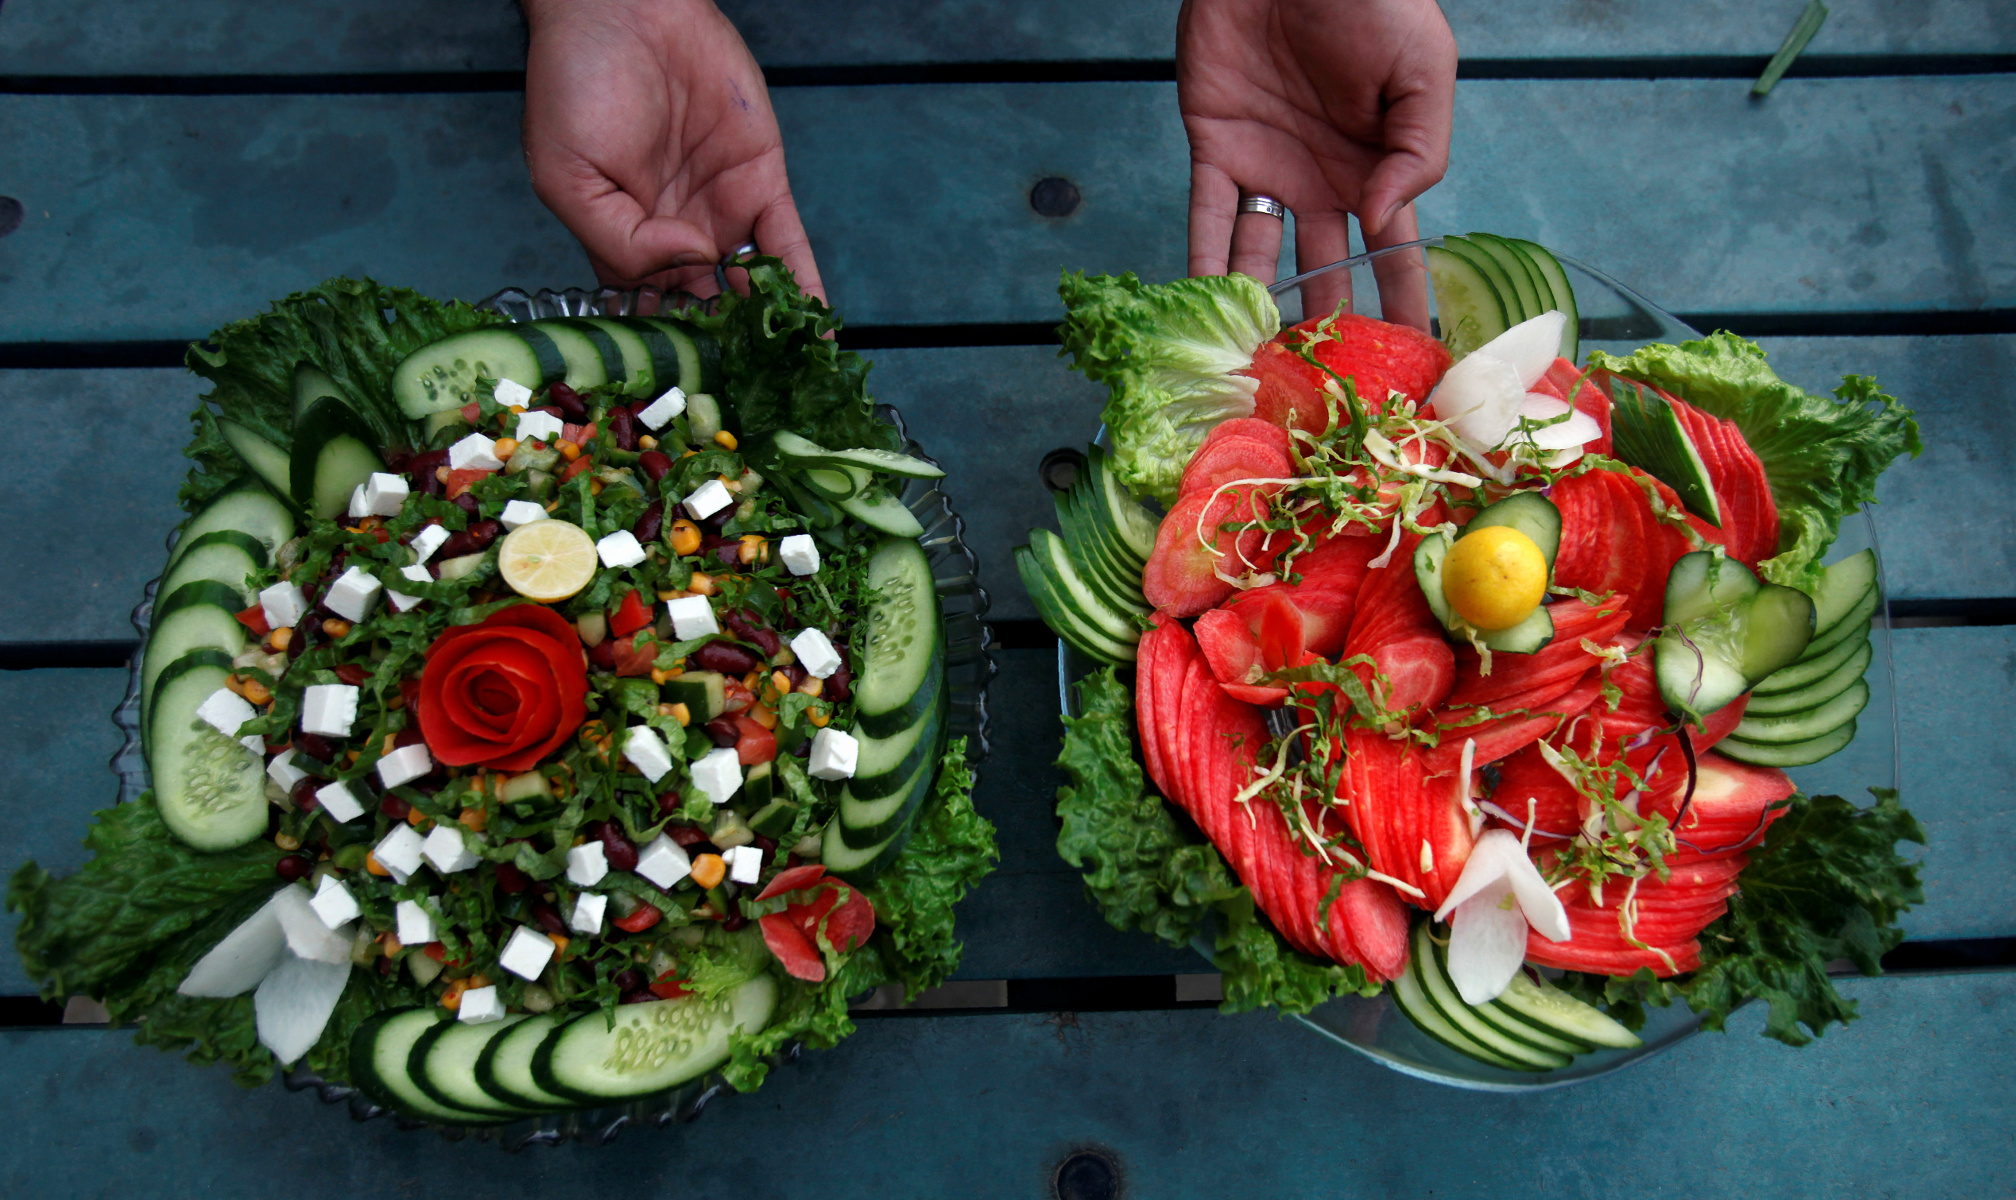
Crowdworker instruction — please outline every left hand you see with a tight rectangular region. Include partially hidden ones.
[1177,0,1456,324]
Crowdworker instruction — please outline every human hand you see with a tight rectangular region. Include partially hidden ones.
[1177,0,1455,326]
[522,0,824,299]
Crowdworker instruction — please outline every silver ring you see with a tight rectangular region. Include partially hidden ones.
[1238,194,1287,219]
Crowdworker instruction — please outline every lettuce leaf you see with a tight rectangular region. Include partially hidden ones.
[1054,667,1375,1014]
[1058,271,1278,504]
[1586,332,1921,590]
[704,256,893,453]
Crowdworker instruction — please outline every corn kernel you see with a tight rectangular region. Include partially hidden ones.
[638,434,658,450]
[435,466,451,483]
[548,934,569,958]
[223,673,248,697]
[796,675,824,698]
[669,702,691,727]
[344,749,360,765]
[381,933,403,955]
[689,572,718,596]
[690,853,727,889]
[268,626,294,651]
[243,678,272,705]
[808,706,830,728]
[669,519,702,556]
[737,535,765,564]
[458,807,488,833]
[383,734,398,754]
[365,851,390,876]
[493,437,519,461]
[769,669,792,695]
[440,978,470,1010]
[650,668,672,686]
[558,440,581,461]
[322,618,353,638]
[275,832,302,851]
[406,806,430,828]
[681,450,698,459]
[713,430,738,450]
[544,498,561,512]
[509,404,527,414]
[749,704,778,730]
[386,690,406,711]
[589,478,605,496]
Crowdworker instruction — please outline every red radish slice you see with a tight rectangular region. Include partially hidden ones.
[1142,489,1284,616]
[1333,877,1411,979]
[1245,313,1452,434]
[1650,750,1795,856]
[1363,634,1456,719]
[1256,592,1306,672]
[1135,617,1173,797]
[1195,608,1267,688]
[1447,597,1629,708]
[1425,669,1608,773]
[1178,435,1294,503]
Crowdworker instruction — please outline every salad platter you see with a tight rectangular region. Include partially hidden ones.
[1030,236,1926,1088]
[9,260,997,1144]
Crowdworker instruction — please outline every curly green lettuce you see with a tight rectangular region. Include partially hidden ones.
[704,256,893,453]
[1587,332,1921,591]
[1058,270,1278,504]
[1054,667,1374,1014]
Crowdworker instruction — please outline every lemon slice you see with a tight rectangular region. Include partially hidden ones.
[497,519,597,601]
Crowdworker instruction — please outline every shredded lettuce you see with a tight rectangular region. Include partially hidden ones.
[1587,333,1921,591]
[1054,667,1375,1014]
[706,256,894,453]
[1058,270,1278,504]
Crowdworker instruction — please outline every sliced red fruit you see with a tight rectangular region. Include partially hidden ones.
[1551,467,1726,631]
[1173,654,1211,816]
[1179,419,1295,499]
[759,913,826,982]
[1226,532,1379,658]
[1142,488,1286,616]
[1255,592,1306,672]
[1447,597,1630,709]
[1649,750,1795,857]
[1245,313,1452,434]
[1135,616,1172,797]
[1336,729,1473,909]
[1361,634,1456,720]
[1534,358,1613,457]
[1195,607,1289,707]
[1426,668,1607,773]
[1523,855,1748,978]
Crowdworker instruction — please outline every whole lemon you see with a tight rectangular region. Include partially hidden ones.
[1442,525,1548,631]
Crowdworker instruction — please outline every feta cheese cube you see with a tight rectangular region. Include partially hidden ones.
[195,687,257,738]
[457,984,506,1024]
[267,748,310,792]
[596,529,647,570]
[300,684,360,738]
[374,824,426,883]
[258,581,308,630]
[565,842,609,887]
[633,834,692,889]
[492,377,534,407]
[362,472,410,517]
[387,564,430,613]
[421,824,481,874]
[499,926,556,981]
[500,499,547,531]
[691,746,743,805]
[778,533,821,576]
[636,386,687,430]
[323,565,382,623]
[309,874,360,930]
[448,432,505,472]
[725,844,763,885]
[376,743,432,789]
[681,477,734,520]
[666,594,719,640]
[240,734,267,756]
[395,899,435,946]
[622,725,674,783]
[569,891,607,934]
[514,408,564,445]
[347,484,371,520]
[791,627,844,679]
[808,727,859,781]
[314,779,365,824]
[409,523,450,565]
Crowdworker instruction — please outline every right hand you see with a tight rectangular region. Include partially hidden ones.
[521,0,824,298]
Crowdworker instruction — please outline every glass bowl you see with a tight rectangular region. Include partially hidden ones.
[1056,240,1900,1091]
[114,285,997,1146]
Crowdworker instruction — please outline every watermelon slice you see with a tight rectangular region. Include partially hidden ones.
[1550,467,1726,631]
[1337,729,1472,909]
[1226,533,1379,658]
[1195,607,1292,706]
[1244,313,1452,435]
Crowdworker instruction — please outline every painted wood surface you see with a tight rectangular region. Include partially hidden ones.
[0,625,2002,996]
[0,970,2007,1196]
[1,0,2010,75]
[2,77,2010,342]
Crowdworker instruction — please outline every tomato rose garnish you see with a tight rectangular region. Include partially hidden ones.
[755,865,876,983]
[417,603,589,772]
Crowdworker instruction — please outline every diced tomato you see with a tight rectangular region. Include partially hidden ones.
[609,589,652,637]
[614,901,663,933]
[733,713,777,765]
[647,972,692,1000]
[234,605,272,637]
[562,422,598,446]
[459,402,481,425]
[611,632,657,677]
[759,913,826,981]
[444,467,492,499]
[560,454,593,483]
[721,678,755,714]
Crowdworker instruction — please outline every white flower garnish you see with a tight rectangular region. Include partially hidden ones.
[1432,828,1572,1004]
[1427,312,1600,467]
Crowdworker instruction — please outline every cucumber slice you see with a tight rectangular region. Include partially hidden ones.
[391,327,566,418]
[473,1012,578,1111]
[158,530,266,609]
[1462,490,1562,566]
[1465,233,1546,321]
[800,467,861,502]
[1413,533,1555,654]
[577,317,657,397]
[662,671,727,723]
[290,397,386,520]
[1744,640,1872,716]
[167,477,297,571]
[767,430,945,481]
[1417,925,1570,1071]
[1656,626,1752,717]
[837,486,925,538]
[1056,490,1148,614]
[820,805,916,881]
[853,536,945,734]
[1717,719,1858,768]
[769,470,842,529]
[1086,445,1160,564]
[839,735,939,848]
[1017,545,1138,665]
[613,320,686,399]
[148,653,269,850]
[292,362,353,422]
[1504,238,1579,361]
[634,316,724,395]
[1731,680,1868,744]
[1755,626,1869,695]
[410,1014,539,1118]
[218,421,296,503]
[1605,376,1722,526]
[1426,243,1509,359]
[1025,528,1141,646]
[1391,936,1525,1070]
[531,975,777,1104]
[848,681,946,802]
[527,319,615,392]
[685,392,725,442]
[1491,970,1641,1050]
[1664,550,1762,628]
[140,593,248,729]
[1069,473,1150,589]
[351,1007,505,1124]
[1739,584,1818,682]
[1807,549,1879,641]
[1803,585,1879,662]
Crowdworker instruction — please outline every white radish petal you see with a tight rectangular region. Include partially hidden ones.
[1502,846,1574,943]
[1477,311,1566,388]
[1447,884,1531,1004]
[273,884,353,965]
[178,888,289,998]
[1429,352,1526,453]
[1434,828,1519,921]
[254,954,350,1066]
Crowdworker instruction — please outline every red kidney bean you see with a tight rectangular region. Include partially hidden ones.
[495,862,530,893]
[633,500,664,546]
[333,663,369,686]
[780,662,808,688]
[703,716,741,748]
[657,791,683,815]
[619,990,657,1005]
[379,792,411,821]
[710,542,741,567]
[294,733,335,762]
[722,610,781,657]
[791,739,812,759]
[700,504,734,531]
[668,825,710,847]
[291,778,322,811]
[752,834,778,855]
[276,854,314,882]
[405,449,449,497]
[611,968,645,994]
[825,662,852,704]
[547,382,588,422]
[531,900,568,937]
[393,724,427,749]
[609,405,638,451]
[594,821,640,872]
[588,639,618,670]
[638,450,673,483]
[451,493,480,518]
[694,640,761,677]
[437,518,501,560]
[721,903,747,933]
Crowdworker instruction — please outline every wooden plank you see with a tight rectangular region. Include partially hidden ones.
[2,79,2012,342]
[0,971,2008,1193]
[2,0,2010,75]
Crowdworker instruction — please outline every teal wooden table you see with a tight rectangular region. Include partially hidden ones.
[1,2,2012,1194]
